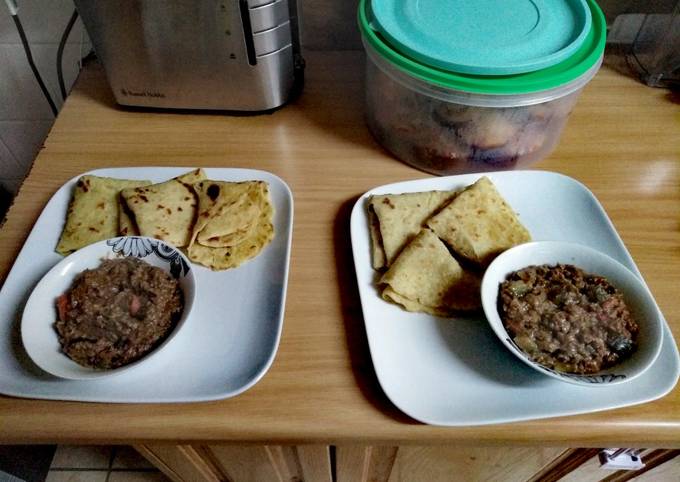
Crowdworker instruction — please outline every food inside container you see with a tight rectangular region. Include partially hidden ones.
[359,0,607,175]
[55,257,184,370]
[498,263,639,375]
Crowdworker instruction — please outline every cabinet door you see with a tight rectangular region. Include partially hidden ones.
[207,445,332,482]
[634,452,680,481]
[136,444,221,482]
[336,446,567,482]
[139,444,332,482]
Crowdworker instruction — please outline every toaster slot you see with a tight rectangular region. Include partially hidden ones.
[239,0,258,65]
[247,0,277,7]
[249,0,289,33]
[253,21,292,57]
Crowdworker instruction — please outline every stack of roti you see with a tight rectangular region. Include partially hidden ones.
[368,176,531,316]
[56,169,275,270]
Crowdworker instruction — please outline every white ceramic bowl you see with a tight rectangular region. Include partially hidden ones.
[481,241,663,386]
[21,236,197,380]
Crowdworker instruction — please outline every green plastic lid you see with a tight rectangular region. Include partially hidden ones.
[359,0,606,95]
[369,0,592,75]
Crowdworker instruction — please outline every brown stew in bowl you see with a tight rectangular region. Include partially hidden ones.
[498,264,638,374]
[55,257,183,369]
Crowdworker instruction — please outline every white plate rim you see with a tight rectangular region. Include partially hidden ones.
[0,166,294,403]
[350,170,680,426]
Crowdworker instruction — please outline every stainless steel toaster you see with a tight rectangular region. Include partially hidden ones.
[74,0,304,112]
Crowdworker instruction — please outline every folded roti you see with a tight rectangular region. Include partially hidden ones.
[368,190,456,270]
[56,175,151,255]
[118,194,140,236]
[380,229,481,316]
[426,176,531,265]
[192,180,264,247]
[187,181,274,270]
[120,168,206,247]
[367,206,386,269]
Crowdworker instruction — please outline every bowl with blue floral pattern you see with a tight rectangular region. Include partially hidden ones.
[21,236,196,380]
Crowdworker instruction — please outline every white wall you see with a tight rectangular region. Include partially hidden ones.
[0,0,89,195]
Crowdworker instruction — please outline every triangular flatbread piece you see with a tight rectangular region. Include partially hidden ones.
[56,175,151,255]
[187,182,274,270]
[380,229,481,315]
[192,180,264,247]
[368,190,456,269]
[427,176,530,265]
[120,168,206,247]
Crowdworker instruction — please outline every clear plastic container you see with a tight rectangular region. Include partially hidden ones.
[364,40,602,175]
[359,0,606,175]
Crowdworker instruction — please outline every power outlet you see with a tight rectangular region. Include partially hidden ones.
[599,448,645,471]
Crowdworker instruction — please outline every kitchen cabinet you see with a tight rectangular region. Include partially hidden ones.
[337,446,566,482]
[134,445,680,481]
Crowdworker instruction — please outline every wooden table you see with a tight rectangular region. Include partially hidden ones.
[0,52,679,481]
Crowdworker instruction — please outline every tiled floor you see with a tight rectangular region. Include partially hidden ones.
[45,446,169,482]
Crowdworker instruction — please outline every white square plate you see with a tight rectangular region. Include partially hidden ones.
[0,167,293,403]
[350,170,680,426]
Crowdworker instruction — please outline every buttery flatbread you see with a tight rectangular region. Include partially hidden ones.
[118,195,140,236]
[367,206,386,269]
[426,176,530,265]
[120,168,206,247]
[380,229,480,316]
[192,180,265,248]
[368,190,456,270]
[56,175,151,255]
[187,181,274,270]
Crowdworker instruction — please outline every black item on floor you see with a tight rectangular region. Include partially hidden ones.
[0,446,56,482]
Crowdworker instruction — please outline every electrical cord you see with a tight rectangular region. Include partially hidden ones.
[57,9,79,101]
[7,2,59,116]
[3,0,17,15]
